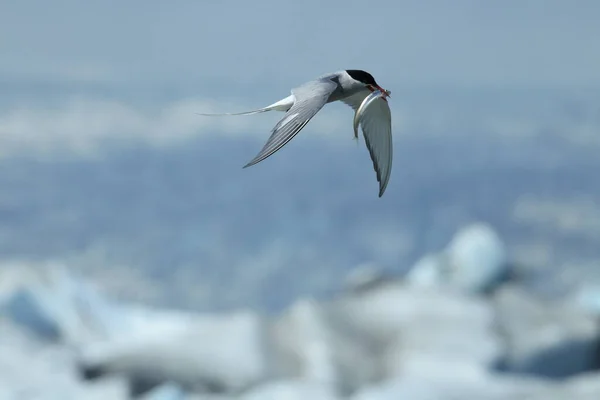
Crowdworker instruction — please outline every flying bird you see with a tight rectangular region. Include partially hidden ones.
[197,70,393,197]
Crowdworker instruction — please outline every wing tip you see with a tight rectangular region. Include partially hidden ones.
[377,176,391,197]
[243,154,265,169]
[242,160,257,169]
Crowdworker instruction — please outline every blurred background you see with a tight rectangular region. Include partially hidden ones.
[1,1,600,399]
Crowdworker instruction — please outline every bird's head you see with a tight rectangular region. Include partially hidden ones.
[346,69,391,98]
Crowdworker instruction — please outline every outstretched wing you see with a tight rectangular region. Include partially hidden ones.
[342,92,393,197]
[243,79,338,168]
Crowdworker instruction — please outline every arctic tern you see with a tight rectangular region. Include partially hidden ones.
[197,69,393,197]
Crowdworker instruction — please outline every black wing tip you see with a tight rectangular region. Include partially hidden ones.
[243,156,263,169]
[377,176,391,197]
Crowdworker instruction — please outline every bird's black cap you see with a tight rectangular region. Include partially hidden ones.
[346,70,378,86]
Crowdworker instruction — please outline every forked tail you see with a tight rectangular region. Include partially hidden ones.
[195,108,270,117]
[195,95,295,117]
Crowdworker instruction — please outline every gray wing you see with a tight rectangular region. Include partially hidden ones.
[342,93,393,197]
[243,79,338,168]
[341,92,369,111]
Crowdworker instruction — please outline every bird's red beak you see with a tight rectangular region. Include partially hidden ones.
[369,84,391,98]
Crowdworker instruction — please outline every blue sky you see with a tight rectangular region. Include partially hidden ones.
[2,0,599,88]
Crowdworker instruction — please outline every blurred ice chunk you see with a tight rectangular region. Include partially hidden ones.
[310,282,503,397]
[352,373,548,400]
[269,299,337,385]
[0,262,119,344]
[343,263,389,293]
[571,283,600,316]
[4,287,62,341]
[139,382,186,400]
[405,223,508,294]
[493,285,600,378]
[241,380,336,400]
[78,308,270,395]
[0,318,129,400]
[404,254,447,288]
[445,223,508,293]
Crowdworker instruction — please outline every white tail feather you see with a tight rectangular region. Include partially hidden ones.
[195,108,269,116]
[195,95,295,117]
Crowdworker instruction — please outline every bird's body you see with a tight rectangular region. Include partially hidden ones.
[197,70,393,197]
